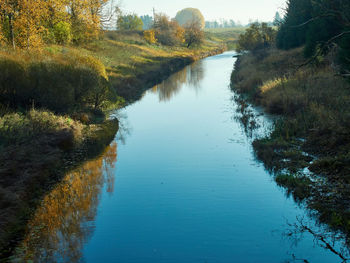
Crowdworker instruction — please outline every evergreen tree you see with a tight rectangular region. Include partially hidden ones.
[273,12,282,26]
[276,0,350,70]
[140,15,153,30]
[276,0,313,50]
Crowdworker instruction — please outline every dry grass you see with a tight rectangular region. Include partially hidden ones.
[0,110,83,147]
[204,27,246,49]
[231,47,350,237]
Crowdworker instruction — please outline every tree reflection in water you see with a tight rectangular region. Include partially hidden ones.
[150,61,205,102]
[283,216,350,263]
[12,143,118,263]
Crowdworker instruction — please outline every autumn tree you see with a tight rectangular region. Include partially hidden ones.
[66,0,104,43]
[0,0,49,49]
[184,20,204,48]
[0,0,113,48]
[152,13,185,46]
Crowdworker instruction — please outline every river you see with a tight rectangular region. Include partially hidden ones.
[12,51,348,262]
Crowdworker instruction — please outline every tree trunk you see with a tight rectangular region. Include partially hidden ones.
[9,14,16,50]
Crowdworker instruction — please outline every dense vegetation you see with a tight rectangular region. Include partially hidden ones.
[276,0,350,72]
[236,22,276,53]
[0,0,112,48]
[232,0,350,239]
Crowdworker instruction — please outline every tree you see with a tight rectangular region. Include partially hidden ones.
[152,13,184,46]
[276,0,313,50]
[117,14,143,30]
[273,12,282,26]
[0,0,49,49]
[275,0,350,72]
[175,8,205,30]
[98,0,122,30]
[184,20,204,48]
[236,22,276,52]
[140,15,153,30]
[67,0,109,43]
[0,0,111,48]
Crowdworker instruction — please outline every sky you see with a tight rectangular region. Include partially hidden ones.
[118,0,287,24]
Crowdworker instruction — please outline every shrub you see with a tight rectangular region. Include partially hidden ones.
[0,109,83,146]
[0,51,115,113]
[52,21,72,44]
[143,30,157,44]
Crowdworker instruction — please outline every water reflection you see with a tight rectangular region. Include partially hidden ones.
[283,217,350,263]
[150,61,205,101]
[111,110,131,145]
[231,93,274,140]
[12,143,118,263]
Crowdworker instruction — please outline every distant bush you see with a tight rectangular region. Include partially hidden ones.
[117,14,143,31]
[236,23,276,53]
[152,13,185,46]
[143,30,157,44]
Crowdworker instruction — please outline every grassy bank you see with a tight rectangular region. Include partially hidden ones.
[0,110,119,258]
[231,48,350,236]
[83,30,226,102]
[205,27,245,50]
[0,30,226,258]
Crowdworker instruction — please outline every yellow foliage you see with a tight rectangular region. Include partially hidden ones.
[0,25,4,46]
[259,77,287,94]
[13,142,118,261]
[175,26,185,43]
[72,53,109,81]
[0,0,108,49]
[144,30,157,44]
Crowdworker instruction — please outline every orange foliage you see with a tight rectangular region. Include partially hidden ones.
[0,0,108,49]
[144,29,157,44]
[14,142,118,261]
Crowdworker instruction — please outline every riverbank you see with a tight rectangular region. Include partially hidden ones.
[0,30,226,259]
[231,48,350,236]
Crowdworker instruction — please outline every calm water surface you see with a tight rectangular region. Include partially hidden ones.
[15,52,348,262]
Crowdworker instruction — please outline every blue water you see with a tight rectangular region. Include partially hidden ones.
[15,52,347,262]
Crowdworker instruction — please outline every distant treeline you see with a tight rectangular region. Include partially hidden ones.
[205,12,282,29]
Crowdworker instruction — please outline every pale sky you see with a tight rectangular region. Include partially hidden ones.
[119,0,287,24]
